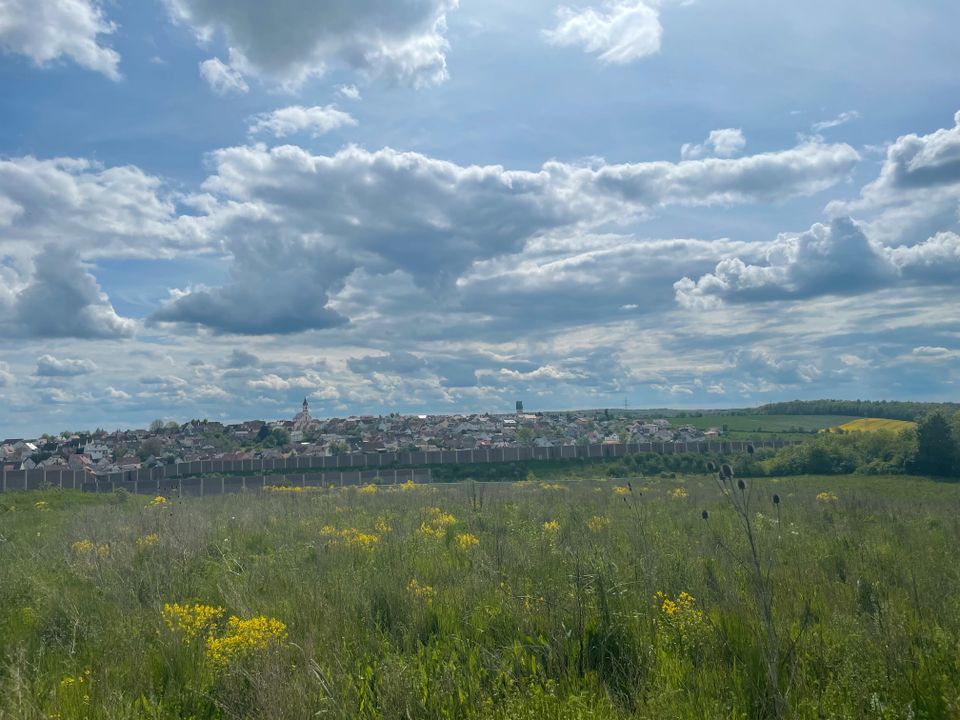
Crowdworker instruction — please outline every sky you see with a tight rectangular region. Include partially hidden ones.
[1,0,959,437]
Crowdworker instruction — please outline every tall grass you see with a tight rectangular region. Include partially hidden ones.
[0,474,958,719]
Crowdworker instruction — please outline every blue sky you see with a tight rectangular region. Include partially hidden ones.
[1,0,959,437]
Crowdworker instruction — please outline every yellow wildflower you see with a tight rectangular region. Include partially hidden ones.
[539,482,565,491]
[205,615,287,668]
[162,602,224,642]
[816,491,839,503]
[399,480,417,491]
[34,500,50,510]
[407,578,435,603]
[71,539,110,558]
[149,496,169,507]
[375,516,392,534]
[671,488,688,499]
[542,520,560,532]
[587,515,610,531]
[136,533,159,549]
[455,533,480,551]
[613,486,630,495]
[358,484,378,495]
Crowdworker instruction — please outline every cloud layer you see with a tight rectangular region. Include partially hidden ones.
[0,0,120,78]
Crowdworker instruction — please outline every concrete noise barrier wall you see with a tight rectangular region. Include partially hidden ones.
[1,439,791,495]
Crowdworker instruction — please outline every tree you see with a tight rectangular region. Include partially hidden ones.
[149,419,165,433]
[138,437,164,461]
[165,420,180,432]
[915,412,956,476]
[262,428,290,449]
[517,426,536,444]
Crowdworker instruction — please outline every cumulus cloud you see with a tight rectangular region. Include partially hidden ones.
[0,155,194,258]
[0,0,120,79]
[147,139,859,334]
[36,354,97,377]
[681,128,746,160]
[827,110,960,244]
[199,56,249,94]
[150,235,352,334]
[732,349,821,387]
[0,361,13,387]
[105,386,131,399]
[0,246,135,339]
[166,0,457,89]
[222,349,259,369]
[337,84,361,100]
[812,110,859,132]
[544,1,662,64]
[674,217,960,308]
[248,105,356,138]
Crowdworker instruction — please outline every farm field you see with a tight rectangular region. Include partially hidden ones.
[836,418,918,433]
[676,414,859,435]
[1,474,959,719]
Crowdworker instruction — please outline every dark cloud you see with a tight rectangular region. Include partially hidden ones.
[0,246,135,339]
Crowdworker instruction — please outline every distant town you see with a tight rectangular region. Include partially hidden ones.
[2,399,726,477]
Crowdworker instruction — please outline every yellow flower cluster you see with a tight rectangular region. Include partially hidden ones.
[59,668,91,688]
[71,539,110,558]
[136,533,160,549]
[374,516,393,534]
[455,533,480,551]
[542,520,560,532]
[319,525,380,548]
[34,500,50,510]
[263,485,324,493]
[205,616,288,669]
[816,491,839,503]
[587,515,610,531]
[149,495,169,507]
[655,591,704,647]
[613,486,630,495]
[417,507,457,538]
[162,602,224,642]
[539,483,566,491]
[358,484,379,495]
[671,488,689,499]
[399,480,418,491]
[407,578,435,603]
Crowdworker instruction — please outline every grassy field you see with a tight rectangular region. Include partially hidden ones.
[1,473,959,719]
[836,418,918,433]
[677,414,859,434]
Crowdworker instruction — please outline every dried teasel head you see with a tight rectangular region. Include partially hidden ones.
[720,463,734,479]
[737,479,746,491]
[627,481,633,493]
[705,461,717,474]
[701,509,709,520]
[773,493,781,505]
[747,443,755,455]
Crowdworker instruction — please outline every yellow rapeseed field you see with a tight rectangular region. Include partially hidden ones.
[836,418,917,433]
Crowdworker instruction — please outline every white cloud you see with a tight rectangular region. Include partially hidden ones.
[0,361,13,387]
[248,105,356,138]
[337,84,361,100]
[150,138,859,334]
[674,218,960,308]
[0,246,135,339]
[167,0,457,90]
[544,1,662,64]
[0,155,195,258]
[681,128,746,160]
[105,386,131,399]
[199,56,249,95]
[0,0,120,79]
[827,110,960,244]
[812,110,859,132]
[36,354,97,377]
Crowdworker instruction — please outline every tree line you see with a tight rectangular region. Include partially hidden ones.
[757,399,960,421]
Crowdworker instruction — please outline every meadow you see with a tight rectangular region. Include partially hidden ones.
[836,418,918,433]
[676,414,859,438]
[1,471,958,719]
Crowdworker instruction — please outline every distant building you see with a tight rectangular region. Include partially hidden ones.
[293,398,313,431]
[516,401,523,414]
